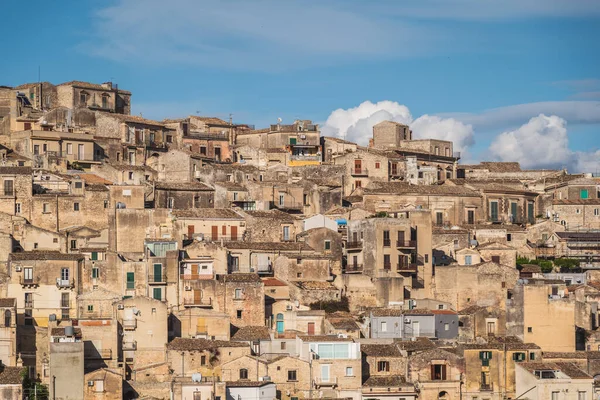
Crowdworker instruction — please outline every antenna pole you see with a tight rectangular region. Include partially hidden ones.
[38,66,40,83]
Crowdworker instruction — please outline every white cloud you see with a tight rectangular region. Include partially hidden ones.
[321,101,474,153]
[321,101,412,145]
[489,114,571,169]
[411,115,474,153]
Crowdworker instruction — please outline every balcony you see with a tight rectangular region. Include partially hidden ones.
[20,277,39,288]
[180,274,214,281]
[148,274,167,284]
[397,263,418,272]
[314,377,338,388]
[122,341,137,351]
[480,382,493,391]
[344,264,363,273]
[253,265,273,275]
[351,168,368,177]
[122,319,137,330]
[383,262,392,270]
[397,240,416,248]
[56,279,75,289]
[346,241,362,250]
[184,297,213,308]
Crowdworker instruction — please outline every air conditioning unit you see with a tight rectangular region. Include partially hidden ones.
[87,381,94,387]
[300,135,306,139]
[185,286,192,291]
[15,266,22,272]
[117,304,124,310]
[404,318,411,323]
[286,305,293,311]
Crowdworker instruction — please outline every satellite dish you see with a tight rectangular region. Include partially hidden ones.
[192,373,202,383]
[277,117,282,123]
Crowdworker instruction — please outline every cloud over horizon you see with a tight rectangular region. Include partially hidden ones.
[321,102,600,172]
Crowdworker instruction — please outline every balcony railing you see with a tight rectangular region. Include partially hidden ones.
[148,274,167,284]
[314,377,338,388]
[344,264,363,273]
[184,297,213,307]
[20,277,39,287]
[56,279,75,289]
[122,341,137,351]
[180,274,214,281]
[291,154,320,161]
[383,262,392,270]
[351,168,368,176]
[253,265,273,275]
[24,301,34,308]
[397,263,418,272]
[383,239,391,247]
[273,201,304,211]
[346,241,362,250]
[480,382,493,391]
[61,300,71,309]
[397,240,416,248]
[122,319,137,330]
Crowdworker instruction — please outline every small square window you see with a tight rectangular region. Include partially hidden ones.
[53,238,58,243]
[73,202,80,211]
[345,367,353,376]
[87,305,93,312]
[236,310,242,319]
[527,327,533,333]
[324,241,331,251]
[34,243,38,249]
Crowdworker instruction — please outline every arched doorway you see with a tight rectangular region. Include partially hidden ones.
[276,313,284,334]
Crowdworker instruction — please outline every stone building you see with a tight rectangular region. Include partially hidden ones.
[154,181,215,209]
[408,348,464,400]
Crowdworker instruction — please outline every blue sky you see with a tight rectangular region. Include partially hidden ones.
[2,0,600,170]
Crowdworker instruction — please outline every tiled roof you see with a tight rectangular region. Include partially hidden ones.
[519,362,592,379]
[542,352,587,359]
[214,182,247,191]
[458,305,487,315]
[226,381,271,387]
[223,242,313,252]
[520,264,542,273]
[0,298,16,307]
[58,80,132,94]
[0,367,24,385]
[10,251,84,261]
[364,182,480,196]
[220,273,262,283]
[192,116,229,125]
[245,210,298,221]
[51,327,82,337]
[556,232,600,241]
[461,162,522,172]
[172,208,242,219]
[394,337,436,351]
[167,338,248,352]
[155,181,213,191]
[100,113,164,126]
[232,326,271,341]
[298,335,353,342]
[361,344,402,357]
[323,136,357,145]
[295,281,336,290]
[363,375,407,387]
[553,199,600,205]
[262,278,287,287]
[370,308,403,317]
[0,166,33,175]
[327,318,359,331]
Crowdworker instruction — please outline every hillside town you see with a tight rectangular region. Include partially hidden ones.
[0,80,599,400]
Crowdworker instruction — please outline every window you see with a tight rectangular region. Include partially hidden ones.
[383,230,390,246]
[281,342,286,350]
[126,272,135,289]
[355,180,362,188]
[128,172,134,180]
[578,391,587,400]
[104,200,108,209]
[153,287,162,300]
[239,369,248,380]
[444,323,449,331]
[480,351,492,366]
[34,145,40,155]
[200,146,207,155]
[73,202,80,211]
[234,288,243,299]
[552,392,559,400]
[383,254,391,269]
[67,143,73,154]
[345,367,353,376]
[581,189,589,199]
[3,180,14,196]
[287,370,297,381]
[43,203,50,213]
[92,267,99,278]
[80,92,87,104]
[23,268,33,284]
[167,198,174,209]
[381,321,387,332]
[233,192,238,201]
[529,352,535,360]
[436,212,443,226]
[431,364,447,380]
[279,194,285,206]
[595,209,600,216]
[70,240,77,249]
[324,240,331,251]
[491,255,500,263]
[236,310,242,319]
[200,355,206,365]
[375,162,380,169]
[4,310,11,327]
[87,305,94,312]
[377,361,390,372]
[15,203,21,214]
[513,352,526,362]
[527,327,532,333]
[61,268,70,282]
[490,201,499,222]
[53,238,58,243]
[166,135,173,143]
[465,255,472,265]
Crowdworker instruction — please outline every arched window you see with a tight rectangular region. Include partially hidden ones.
[276,313,284,334]
[239,368,248,380]
[4,309,10,327]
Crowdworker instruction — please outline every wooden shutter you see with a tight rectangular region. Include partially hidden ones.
[441,364,447,380]
[211,226,218,240]
[430,364,435,380]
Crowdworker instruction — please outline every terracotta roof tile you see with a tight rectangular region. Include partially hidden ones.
[167,338,248,352]
[10,251,84,261]
[232,326,271,341]
[361,344,402,357]
[363,375,407,387]
[0,367,24,385]
[172,209,242,219]
[155,181,213,191]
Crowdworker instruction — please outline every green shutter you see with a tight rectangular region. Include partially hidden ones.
[126,272,135,289]
[91,252,98,261]
[290,138,297,145]
[581,189,589,199]
[153,287,162,300]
